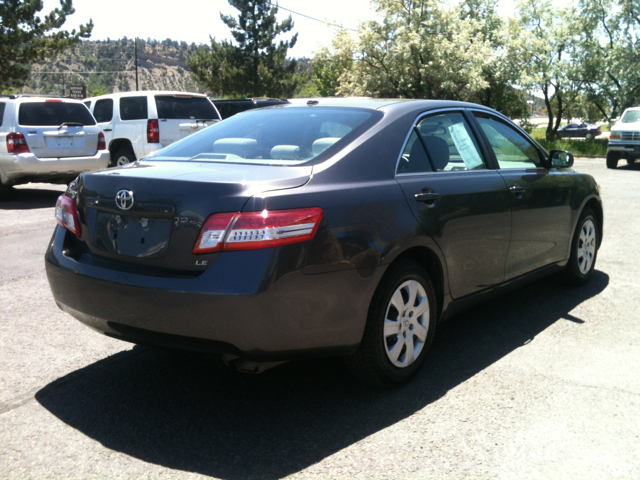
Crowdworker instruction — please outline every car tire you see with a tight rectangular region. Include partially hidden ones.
[606,152,619,169]
[565,208,599,286]
[585,133,594,140]
[627,158,636,165]
[110,148,136,167]
[345,260,437,387]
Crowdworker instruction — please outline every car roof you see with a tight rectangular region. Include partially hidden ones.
[88,91,209,101]
[283,98,495,115]
[0,95,85,104]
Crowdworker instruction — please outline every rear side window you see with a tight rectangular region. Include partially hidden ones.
[155,96,219,120]
[93,99,113,123]
[18,102,96,126]
[119,96,148,121]
[0,103,5,126]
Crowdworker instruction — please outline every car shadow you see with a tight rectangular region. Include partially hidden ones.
[617,161,640,172]
[0,185,65,210]
[35,270,609,479]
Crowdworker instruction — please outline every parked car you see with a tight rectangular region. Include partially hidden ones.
[607,107,640,168]
[212,98,289,119]
[558,122,602,139]
[0,95,109,196]
[84,91,221,167]
[45,99,603,387]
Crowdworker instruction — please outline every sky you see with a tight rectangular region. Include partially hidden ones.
[41,0,526,59]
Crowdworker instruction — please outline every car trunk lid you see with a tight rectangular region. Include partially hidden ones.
[73,161,311,272]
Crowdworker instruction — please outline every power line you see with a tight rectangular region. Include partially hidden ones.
[267,2,358,32]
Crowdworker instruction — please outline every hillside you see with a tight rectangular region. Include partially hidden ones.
[24,38,211,97]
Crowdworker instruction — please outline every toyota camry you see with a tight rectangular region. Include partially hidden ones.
[45,99,603,387]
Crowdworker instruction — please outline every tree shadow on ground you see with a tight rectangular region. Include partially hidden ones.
[0,185,65,210]
[36,270,609,480]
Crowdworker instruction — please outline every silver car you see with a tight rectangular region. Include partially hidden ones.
[0,95,110,196]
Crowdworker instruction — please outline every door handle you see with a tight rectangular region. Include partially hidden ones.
[415,192,441,203]
[509,184,526,198]
[102,128,112,132]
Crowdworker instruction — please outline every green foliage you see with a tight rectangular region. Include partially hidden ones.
[0,0,93,91]
[312,30,354,97]
[187,0,299,98]
[537,138,609,156]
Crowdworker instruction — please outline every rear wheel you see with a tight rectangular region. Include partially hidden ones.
[585,132,594,140]
[110,148,136,167]
[606,152,619,169]
[0,182,13,200]
[627,158,637,165]
[345,260,437,387]
[565,208,599,285]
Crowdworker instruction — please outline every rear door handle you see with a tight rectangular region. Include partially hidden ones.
[415,192,441,203]
[103,128,112,132]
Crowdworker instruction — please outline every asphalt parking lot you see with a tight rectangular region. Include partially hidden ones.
[1,158,639,479]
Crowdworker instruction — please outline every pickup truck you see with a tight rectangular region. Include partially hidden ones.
[607,107,640,168]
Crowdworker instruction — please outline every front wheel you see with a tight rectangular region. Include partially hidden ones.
[345,260,437,387]
[606,152,619,169]
[565,208,599,285]
[627,158,637,165]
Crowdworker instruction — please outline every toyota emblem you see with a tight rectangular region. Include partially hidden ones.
[115,190,134,210]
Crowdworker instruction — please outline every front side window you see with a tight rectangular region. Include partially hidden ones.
[0,102,5,127]
[416,112,486,172]
[18,102,96,126]
[119,96,148,121]
[93,99,113,123]
[474,114,542,168]
[147,107,382,165]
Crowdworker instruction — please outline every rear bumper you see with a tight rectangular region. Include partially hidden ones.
[0,150,110,185]
[45,226,377,359]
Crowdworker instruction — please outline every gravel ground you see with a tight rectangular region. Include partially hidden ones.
[1,158,639,479]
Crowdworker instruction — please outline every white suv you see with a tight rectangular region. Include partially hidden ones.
[607,107,640,168]
[0,95,110,196]
[84,91,221,167]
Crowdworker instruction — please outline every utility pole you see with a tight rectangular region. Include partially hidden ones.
[135,37,139,91]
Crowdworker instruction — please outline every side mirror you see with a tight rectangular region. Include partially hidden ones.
[549,149,574,168]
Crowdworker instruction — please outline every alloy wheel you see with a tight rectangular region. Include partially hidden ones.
[577,219,597,275]
[383,280,430,368]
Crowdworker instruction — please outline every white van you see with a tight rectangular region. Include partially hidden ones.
[84,91,221,166]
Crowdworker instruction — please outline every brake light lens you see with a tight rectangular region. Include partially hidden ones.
[193,207,323,254]
[55,195,82,238]
[7,132,30,153]
[147,119,159,143]
[97,132,106,150]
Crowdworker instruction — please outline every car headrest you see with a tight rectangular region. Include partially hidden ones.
[213,138,258,158]
[312,137,340,156]
[271,145,300,160]
[424,136,449,170]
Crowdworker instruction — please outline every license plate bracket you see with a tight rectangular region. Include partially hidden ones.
[92,211,171,258]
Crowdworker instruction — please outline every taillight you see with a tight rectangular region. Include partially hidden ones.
[147,119,159,143]
[97,132,106,150]
[193,207,323,254]
[55,195,82,238]
[7,132,30,153]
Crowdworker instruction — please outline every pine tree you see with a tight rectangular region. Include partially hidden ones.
[187,0,298,98]
[0,0,93,91]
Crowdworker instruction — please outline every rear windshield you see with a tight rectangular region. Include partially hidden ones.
[18,102,96,126]
[155,96,220,120]
[145,107,382,166]
[213,101,254,119]
[621,110,640,123]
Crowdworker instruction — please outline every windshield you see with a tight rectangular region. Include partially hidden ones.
[621,110,640,123]
[145,107,382,165]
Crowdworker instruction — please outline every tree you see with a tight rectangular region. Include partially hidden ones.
[311,29,354,97]
[0,0,93,91]
[515,0,578,140]
[334,0,492,100]
[187,0,299,98]
[573,0,640,122]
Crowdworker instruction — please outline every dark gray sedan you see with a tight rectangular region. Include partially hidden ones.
[46,99,603,387]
